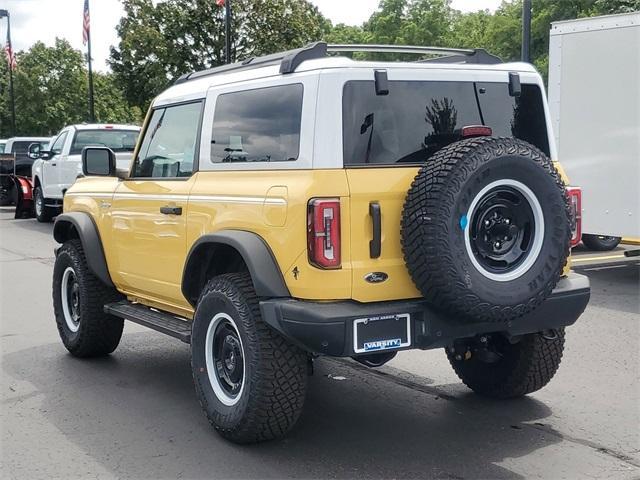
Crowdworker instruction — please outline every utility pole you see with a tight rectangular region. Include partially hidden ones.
[0,9,16,136]
[521,0,532,63]
[225,0,232,64]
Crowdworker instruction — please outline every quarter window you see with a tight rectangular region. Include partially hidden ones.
[133,101,203,178]
[210,84,303,163]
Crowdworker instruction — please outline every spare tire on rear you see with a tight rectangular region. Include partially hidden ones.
[401,137,570,323]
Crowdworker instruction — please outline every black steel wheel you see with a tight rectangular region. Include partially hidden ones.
[191,272,308,444]
[52,239,124,357]
[401,137,571,323]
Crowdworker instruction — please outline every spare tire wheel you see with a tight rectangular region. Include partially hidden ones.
[401,137,571,323]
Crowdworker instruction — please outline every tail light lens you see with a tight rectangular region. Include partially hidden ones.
[566,187,582,248]
[307,198,341,269]
[461,125,492,138]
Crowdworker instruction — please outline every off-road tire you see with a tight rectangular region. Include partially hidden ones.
[191,272,308,444]
[53,239,124,357]
[34,187,54,223]
[447,329,565,398]
[401,137,571,323]
[581,234,621,251]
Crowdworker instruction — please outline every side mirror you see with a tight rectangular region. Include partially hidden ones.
[82,146,115,176]
[27,143,41,159]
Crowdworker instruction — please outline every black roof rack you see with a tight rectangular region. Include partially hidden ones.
[173,42,501,85]
[174,42,327,85]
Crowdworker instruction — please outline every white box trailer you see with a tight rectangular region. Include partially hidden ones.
[548,12,640,250]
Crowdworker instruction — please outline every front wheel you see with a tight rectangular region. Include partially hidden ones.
[34,187,54,223]
[446,329,565,398]
[53,239,124,357]
[191,273,308,444]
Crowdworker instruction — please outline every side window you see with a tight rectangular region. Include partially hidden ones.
[211,84,303,163]
[50,132,68,155]
[133,101,203,178]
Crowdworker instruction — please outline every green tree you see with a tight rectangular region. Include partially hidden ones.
[0,39,139,137]
[110,0,329,112]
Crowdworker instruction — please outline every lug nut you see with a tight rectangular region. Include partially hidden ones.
[505,218,510,224]
[494,241,501,248]
[455,354,462,361]
[480,336,487,343]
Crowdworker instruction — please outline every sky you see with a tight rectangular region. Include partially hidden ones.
[0,0,504,71]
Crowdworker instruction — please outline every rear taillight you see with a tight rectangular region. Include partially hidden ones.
[307,198,341,269]
[566,187,582,248]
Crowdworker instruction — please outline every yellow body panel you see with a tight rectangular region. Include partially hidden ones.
[64,158,574,314]
[187,169,351,302]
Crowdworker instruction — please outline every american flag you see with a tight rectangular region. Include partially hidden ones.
[82,0,90,46]
[4,37,15,71]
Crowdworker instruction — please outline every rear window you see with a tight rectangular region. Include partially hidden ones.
[211,84,303,163]
[70,129,139,155]
[11,141,47,154]
[343,81,549,166]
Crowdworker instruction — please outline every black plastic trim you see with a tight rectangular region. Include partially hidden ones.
[182,230,290,306]
[260,272,590,356]
[53,212,114,287]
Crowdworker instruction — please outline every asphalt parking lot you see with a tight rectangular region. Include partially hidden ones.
[1,206,639,479]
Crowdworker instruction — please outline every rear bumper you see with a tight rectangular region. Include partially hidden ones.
[260,272,590,357]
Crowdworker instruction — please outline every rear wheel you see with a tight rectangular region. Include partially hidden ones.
[34,187,54,223]
[52,239,124,357]
[582,234,621,251]
[446,329,565,398]
[191,273,308,444]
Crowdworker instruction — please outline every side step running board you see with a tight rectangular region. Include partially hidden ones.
[104,300,192,343]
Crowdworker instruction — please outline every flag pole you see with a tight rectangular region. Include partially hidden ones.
[225,0,231,64]
[0,9,16,135]
[85,1,95,122]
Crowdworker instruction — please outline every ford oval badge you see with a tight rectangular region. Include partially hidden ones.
[364,272,388,283]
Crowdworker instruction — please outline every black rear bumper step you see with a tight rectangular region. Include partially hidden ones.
[260,272,590,357]
[104,300,192,343]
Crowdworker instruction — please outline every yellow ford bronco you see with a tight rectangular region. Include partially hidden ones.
[52,43,589,443]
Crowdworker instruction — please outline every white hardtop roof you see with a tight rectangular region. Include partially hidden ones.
[69,123,140,131]
[154,56,539,106]
[6,136,52,142]
[551,11,639,35]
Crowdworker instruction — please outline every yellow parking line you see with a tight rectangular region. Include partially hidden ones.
[572,254,626,263]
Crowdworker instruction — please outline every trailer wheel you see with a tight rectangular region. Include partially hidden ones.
[581,234,621,251]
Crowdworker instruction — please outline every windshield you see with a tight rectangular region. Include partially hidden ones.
[70,129,139,155]
[343,81,549,166]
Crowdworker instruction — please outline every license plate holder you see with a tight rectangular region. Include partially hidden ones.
[353,313,411,354]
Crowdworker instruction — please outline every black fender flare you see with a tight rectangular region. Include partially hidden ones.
[53,212,114,287]
[182,230,290,305]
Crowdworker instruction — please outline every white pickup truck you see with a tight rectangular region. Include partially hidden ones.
[31,124,140,222]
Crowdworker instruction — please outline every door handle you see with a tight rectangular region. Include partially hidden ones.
[369,201,381,258]
[51,163,57,166]
[160,206,182,215]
